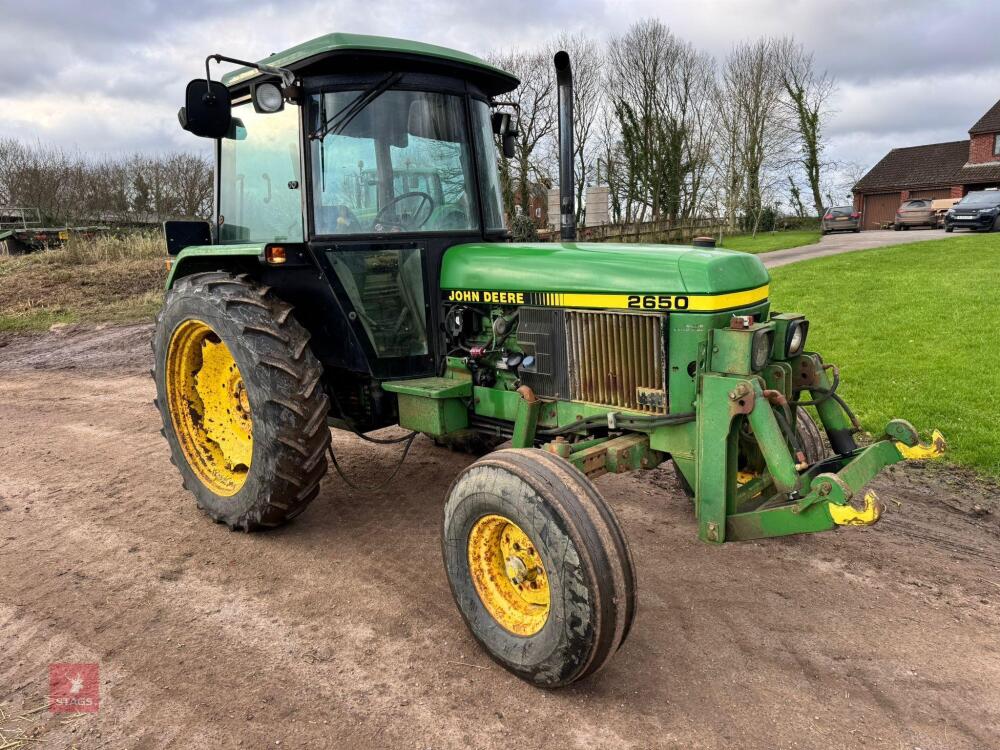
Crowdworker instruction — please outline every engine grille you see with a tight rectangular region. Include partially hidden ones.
[565,310,667,413]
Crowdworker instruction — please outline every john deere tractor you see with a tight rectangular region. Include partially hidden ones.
[155,33,943,688]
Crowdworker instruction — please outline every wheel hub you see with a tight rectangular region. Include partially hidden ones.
[194,338,253,471]
[165,320,253,496]
[467,514,549,636]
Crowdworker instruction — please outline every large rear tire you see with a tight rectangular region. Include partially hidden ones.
[442,448,636,687]
[153,271,330,530]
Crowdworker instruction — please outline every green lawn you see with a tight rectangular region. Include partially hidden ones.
[770,233,1000,476]
[720,230,821,254]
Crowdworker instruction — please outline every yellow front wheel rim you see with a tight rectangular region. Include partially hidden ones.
[165,319,252,496]
[468,515,550,636]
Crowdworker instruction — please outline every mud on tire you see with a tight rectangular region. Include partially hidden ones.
[153,271,330,530]
[442,448,636,687]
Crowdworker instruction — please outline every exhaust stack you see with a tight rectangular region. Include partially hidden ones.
[554,51,575,242]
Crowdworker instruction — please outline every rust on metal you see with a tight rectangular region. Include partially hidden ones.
[728,382,755,416]
[794,356,819,389]
[565,309,665,414]
[516,384,538,403]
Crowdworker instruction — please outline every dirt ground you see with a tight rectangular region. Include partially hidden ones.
[2,324,999,750]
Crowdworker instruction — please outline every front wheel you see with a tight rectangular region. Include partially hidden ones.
[153,271,331,530]
[945,225,954,233]
[442,449,636,687]
[795,406,830,464]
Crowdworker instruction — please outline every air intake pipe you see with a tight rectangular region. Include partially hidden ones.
[554,50,575,242]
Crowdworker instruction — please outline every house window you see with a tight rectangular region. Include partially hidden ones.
[994,133,1000,157]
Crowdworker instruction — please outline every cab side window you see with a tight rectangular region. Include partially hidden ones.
[219,105,303,243]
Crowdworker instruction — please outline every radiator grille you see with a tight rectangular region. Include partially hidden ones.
[565,310,666,413]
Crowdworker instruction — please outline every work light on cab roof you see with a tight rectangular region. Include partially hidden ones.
[154,31,946,689]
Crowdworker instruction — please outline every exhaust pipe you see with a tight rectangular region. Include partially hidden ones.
[554,50,575,242]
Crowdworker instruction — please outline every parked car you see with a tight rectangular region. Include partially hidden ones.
[931,198,960,228]
[944,190,1000,232]
[894,199,937,230]
[820,205,861,234]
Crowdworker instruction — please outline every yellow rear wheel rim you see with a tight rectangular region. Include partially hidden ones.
[165,319,252,496]
[468,515,550,636]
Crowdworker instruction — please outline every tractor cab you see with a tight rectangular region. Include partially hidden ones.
[173,33,519,383]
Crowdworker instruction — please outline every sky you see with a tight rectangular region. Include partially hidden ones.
[4,0,1000,199]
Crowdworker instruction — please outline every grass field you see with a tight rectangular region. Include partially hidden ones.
[0,232,164,331]
[770,233,1000,476]
[720,230,821,254]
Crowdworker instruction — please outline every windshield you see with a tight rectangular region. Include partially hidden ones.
[957,191,1000,208]
[309,88,503,235]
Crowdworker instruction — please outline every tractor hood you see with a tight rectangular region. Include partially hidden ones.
[441,242,770,312]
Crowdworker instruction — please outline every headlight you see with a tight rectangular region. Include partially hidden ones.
[785,319,809,357]
[978,207,999,215]
[751,329,773,371]
[253,82,285,113]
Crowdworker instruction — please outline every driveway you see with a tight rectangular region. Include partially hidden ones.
[2,325,1000,749]
[762,227,957,268]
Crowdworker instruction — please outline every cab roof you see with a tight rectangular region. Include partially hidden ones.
[221,32,519,96]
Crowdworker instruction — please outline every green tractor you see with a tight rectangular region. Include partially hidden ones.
[155,33,943,688]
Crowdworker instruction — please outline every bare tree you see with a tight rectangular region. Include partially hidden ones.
[717,38,794,233]
[0,138,212,225]
[605,20,716,225]
[777,38,836,216]
[485,49,556,223]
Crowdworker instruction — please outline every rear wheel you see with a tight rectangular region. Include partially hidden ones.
[153,271,331,530]
[442,448,636,687]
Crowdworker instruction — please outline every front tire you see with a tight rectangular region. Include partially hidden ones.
[153,271,331,530]
[795,406,829,464]
[442,449,636,687]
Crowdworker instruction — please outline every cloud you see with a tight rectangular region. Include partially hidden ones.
[4,0,1000,182]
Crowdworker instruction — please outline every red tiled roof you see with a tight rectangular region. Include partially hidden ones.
[956,160,1000,184]
[969,99,1000,135]
[853,140,970,193]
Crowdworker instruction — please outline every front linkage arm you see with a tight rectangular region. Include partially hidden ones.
[695,361,944,544]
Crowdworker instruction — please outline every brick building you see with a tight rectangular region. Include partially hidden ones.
[852,99,1000,230]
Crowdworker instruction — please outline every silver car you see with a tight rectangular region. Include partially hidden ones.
[821,205,861,234]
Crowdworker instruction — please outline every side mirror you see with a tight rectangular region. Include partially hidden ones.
[502,132,516,159]
[491,112,510,135]
[178,79,232,139]
[491,112,518,158]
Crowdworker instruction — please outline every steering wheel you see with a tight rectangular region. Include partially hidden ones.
[374,191,435,232]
